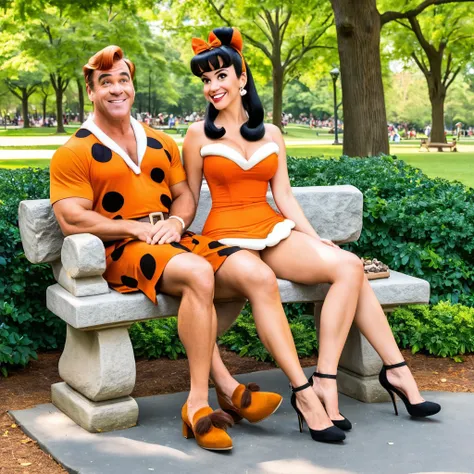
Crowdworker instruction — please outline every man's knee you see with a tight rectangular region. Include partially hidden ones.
[180,255,215,295]
[163,253,215,296]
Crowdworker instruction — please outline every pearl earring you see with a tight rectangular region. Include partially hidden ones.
[240,87,247,96]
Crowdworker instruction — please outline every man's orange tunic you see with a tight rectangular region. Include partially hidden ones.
[50,117,240,303]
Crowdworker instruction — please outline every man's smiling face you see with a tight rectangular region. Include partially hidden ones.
[87,59,135,121]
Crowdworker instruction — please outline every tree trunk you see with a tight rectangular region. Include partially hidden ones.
[77,78,84,124]
[430,95,446,143]
[55,87,65,133]
[425,56,446,143]
[52,73,67,134]
[21,89,30,128]
[272,65,283,128]
[42,95,48,126]
[330,0,389,157]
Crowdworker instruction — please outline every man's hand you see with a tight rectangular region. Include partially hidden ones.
[148,219,183,245]
[131,221,154,242]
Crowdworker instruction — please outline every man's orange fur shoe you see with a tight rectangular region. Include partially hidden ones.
[217,383,283,423]
[181,403,234,451]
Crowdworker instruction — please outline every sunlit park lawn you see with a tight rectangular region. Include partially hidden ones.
[1,124,473,187]
[0,125,184,136]
[0,145,59,150]
[0,159,52,168]
[0,125,80,136]
[286,144,474,188]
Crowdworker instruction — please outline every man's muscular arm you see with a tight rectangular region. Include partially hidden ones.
[54,197,152,242]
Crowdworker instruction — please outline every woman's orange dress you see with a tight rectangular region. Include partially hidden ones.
[201,142,295,250]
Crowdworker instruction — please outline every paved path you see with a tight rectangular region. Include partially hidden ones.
[10,368,473,474]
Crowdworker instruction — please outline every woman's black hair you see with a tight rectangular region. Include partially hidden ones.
[190,27,265,142]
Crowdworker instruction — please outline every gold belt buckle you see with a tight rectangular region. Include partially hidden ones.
[149,212,164,225]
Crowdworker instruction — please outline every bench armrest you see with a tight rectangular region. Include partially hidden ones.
[61,234,106,278]
[18,199,63,263]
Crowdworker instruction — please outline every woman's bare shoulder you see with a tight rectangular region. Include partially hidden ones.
[187,121,205,136]
[264,123,282,139]
[184,121,206,150]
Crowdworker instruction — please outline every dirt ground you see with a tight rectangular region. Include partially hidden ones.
[1,349,473,473]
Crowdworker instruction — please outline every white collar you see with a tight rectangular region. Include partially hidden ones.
[81,115,147,175]
[200,142,279,171]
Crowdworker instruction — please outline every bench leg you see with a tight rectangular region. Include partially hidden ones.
[53,325,138,432]
[313,303,390,403]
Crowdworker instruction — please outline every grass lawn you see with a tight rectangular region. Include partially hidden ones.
[398,153,474,187]
[2,140,473,188]
[0,159,51,168]
[0,145,60,150]
[0,126,79,136]
[284,124,341,141]
[286,145,341,157]
[287,143,474,188]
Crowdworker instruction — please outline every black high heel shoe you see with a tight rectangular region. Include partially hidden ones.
[379,361,441,417]
[290,381,346,443]
[309,372,352,431]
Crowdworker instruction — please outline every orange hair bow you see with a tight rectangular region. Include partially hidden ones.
[191,28,246,72]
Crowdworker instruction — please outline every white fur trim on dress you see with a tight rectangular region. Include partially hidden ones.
[200,142,280,170]
[81,116,147,175]
[218,219,295,251]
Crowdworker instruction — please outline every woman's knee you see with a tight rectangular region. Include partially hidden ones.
[335,251,365,284]
[240,259,279,295]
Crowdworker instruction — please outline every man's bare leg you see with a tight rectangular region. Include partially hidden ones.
[160,253,217,423]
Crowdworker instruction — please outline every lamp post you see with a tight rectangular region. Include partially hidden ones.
[330,67,340,145]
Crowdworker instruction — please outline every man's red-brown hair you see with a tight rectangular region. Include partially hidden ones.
[83,45,135,89]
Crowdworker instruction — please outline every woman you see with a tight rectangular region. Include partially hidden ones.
[183,26,440,437]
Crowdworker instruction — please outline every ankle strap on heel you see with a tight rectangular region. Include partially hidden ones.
[313,372,337,380]
[291,381,312,393]
[383,361,407,370]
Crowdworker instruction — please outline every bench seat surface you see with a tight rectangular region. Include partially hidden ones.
[47,271,429,330]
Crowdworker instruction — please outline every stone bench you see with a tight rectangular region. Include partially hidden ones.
[18,185,430,433]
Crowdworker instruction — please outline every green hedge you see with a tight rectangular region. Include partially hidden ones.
[0,168,62,376]
[130,318,185,360]
[2,155,474,374]
[221,300,474,362]
[389,301,474,359]
[130,300,474,363]
[287,155,474,306]
[218,303,317,362]
[129,303,317,363]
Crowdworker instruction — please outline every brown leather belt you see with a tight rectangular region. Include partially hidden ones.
[135,212,169,225]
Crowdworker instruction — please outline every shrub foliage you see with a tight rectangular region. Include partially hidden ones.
[129,318,185,360]
[390,301,474,358]
[218,303,317,362]
[2,156,474,373]
[0,168,62,376]
[287,155,474,306]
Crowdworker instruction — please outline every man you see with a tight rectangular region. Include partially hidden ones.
[50,44,247,449]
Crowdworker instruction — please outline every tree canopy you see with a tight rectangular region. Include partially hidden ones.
[1,0,473,154]
[386,2,474,141]
[163,0,337,126]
